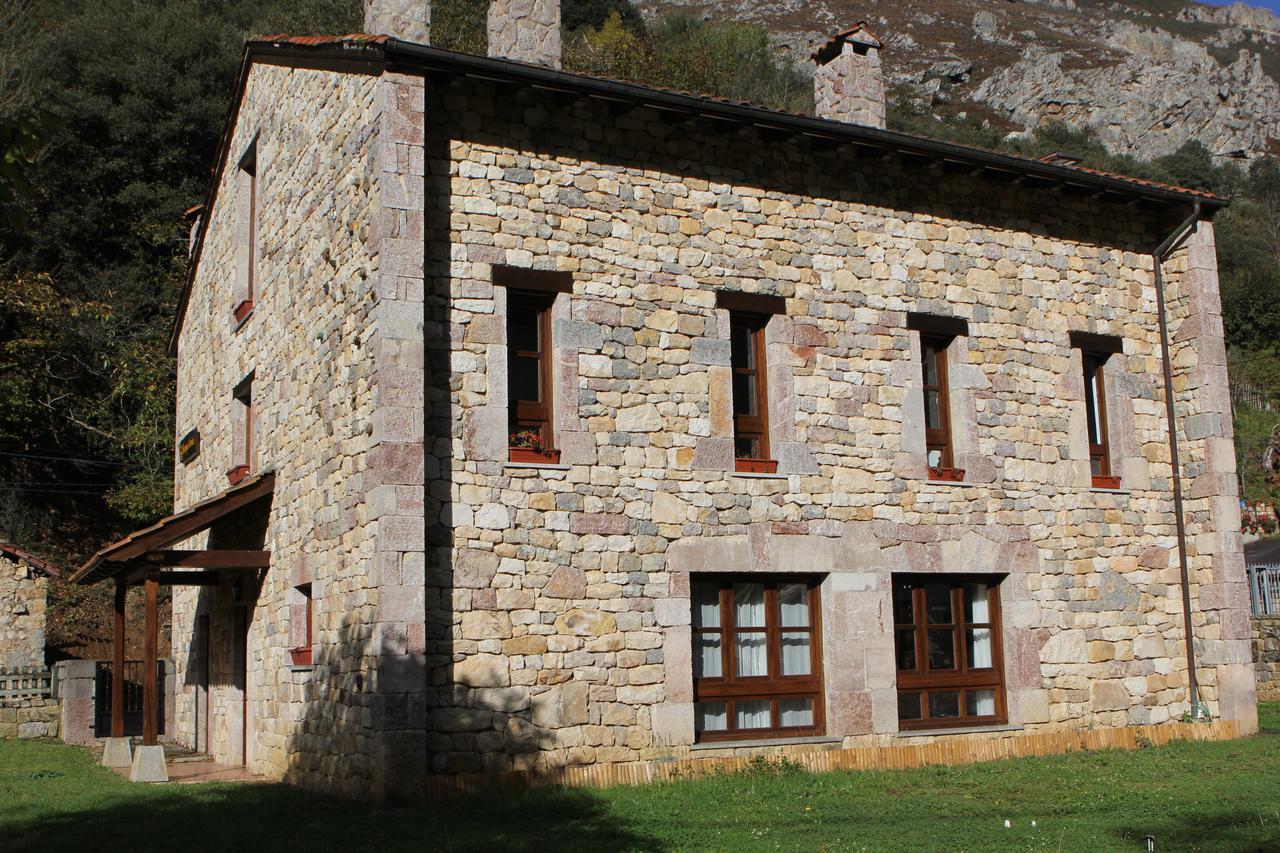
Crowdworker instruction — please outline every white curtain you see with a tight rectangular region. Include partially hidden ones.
[693,584,720,628]
[965,584,990,622]
[781,632,810,676]
[969,689,996,717]
[779,583,808,627]
[695,634,722,678]
[697,702,727,731]
[969,628,993,668]
[736,633,767,676]
[734,583,765,627]
[736,700,770,729]
[779,698,813,727]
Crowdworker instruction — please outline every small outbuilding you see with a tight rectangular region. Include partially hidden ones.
[0,543,60,670]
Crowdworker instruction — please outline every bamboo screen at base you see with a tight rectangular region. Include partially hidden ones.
[691,576,824,741]
[894,575,1006,729]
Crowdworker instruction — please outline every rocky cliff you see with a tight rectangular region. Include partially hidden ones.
[634,0,1280,161]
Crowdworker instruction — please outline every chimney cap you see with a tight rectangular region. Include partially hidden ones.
[811,21,883,65]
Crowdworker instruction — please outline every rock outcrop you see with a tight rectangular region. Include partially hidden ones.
[636,0,1280,161]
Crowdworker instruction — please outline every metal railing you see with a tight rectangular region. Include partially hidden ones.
[1248,564,1280,616]
[0,667,55,701]
[93,660,165,737]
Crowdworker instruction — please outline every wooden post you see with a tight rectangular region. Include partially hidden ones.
[112,580,126,739]
[142,576,159,746]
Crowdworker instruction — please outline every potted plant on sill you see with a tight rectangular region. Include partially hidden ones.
[735,457,778,474]
[928,466,965,482]
[508,429,561,464]
[289,646,312,667]
[1091,474,1122,490]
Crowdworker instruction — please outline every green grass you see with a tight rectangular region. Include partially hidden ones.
[4,708,1280,851]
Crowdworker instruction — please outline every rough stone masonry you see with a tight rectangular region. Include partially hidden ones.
[161,12,1256,801]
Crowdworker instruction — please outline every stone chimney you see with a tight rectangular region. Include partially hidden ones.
[488,0,561,68]
[811,22,885,129]
[364,0,431,43]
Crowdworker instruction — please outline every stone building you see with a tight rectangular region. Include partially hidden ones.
[74,3,1257,801]
[0,543,58,671]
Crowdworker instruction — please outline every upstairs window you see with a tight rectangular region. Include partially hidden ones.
[907,313,968,482]
[717,291,786,475]
[730,312,771,473]
[228,374,253,485]
[493,265,573,465]
[920,336,953,473]
[893,575,1006,730]
[1070,332,1123,489]
[507,290,556,463]
[692,575,824,741]
[234,141,257,324]
[290,583,313,667]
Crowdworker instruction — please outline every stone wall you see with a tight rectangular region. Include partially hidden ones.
[1254,616,1280,701]
[0,554,48,670]
[168,56,1257,799]
[420,76,1256,775]
[488,0,561,68]
[0,698,59,739]
[171,63,386,798]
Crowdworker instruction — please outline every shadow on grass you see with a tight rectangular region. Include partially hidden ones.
[3,777,664,853]
[1111,809,1280,853]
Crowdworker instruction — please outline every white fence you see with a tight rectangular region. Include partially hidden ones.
[1248,564,1280,616]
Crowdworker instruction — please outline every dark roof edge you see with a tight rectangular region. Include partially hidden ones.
[383,38,1226,209]
[0,543,61,577]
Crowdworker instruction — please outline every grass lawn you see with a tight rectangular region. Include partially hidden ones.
[3,706,1279,852]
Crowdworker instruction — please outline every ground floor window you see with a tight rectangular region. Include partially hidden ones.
[691,575,824,741]
[893,574,1006,730]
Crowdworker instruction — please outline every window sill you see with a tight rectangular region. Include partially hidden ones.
[1088,486,1131,495]
[923,478,981,487]
[896,723,1022,738]
[505,462,571,471]
[288,664,315,674]
[691,735,842,751]
[731,471,788,480]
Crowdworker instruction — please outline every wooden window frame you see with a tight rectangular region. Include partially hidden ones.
[893,574,1006,730]
[920,335,955,475]
[692,575,825,742]
[234,143,257,323]
[228,375,253,485]
[506,289,557,461]
[290,583,313,667]
[730,312,775,474]
[1082,353,1112,485]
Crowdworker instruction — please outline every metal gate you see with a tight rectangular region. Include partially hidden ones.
[94,660,165,738]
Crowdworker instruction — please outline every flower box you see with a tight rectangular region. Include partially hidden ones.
[233,299,254,323]
[509,447,561,465]
[928,466,966,482]
[289,646,312,667]
[226,464,250,485]
[1091,475,1122,490]
[735,458,779,474]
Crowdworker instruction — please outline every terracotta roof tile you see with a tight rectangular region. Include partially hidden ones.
[250,33,388,48]
[0,543,61,577]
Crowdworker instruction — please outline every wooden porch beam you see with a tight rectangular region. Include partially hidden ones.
[143,550,271,569]
[157,571,221,586]
[112,580,125,739]
[142,577,158,747]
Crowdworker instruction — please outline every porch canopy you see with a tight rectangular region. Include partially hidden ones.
[70,471,275,746]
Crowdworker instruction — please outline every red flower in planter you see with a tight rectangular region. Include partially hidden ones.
[928,466,965,482]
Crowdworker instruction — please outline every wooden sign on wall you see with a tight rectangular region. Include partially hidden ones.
[178,428,200,464]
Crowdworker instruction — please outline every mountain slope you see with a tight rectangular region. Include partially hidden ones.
[635,0,1280,161]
